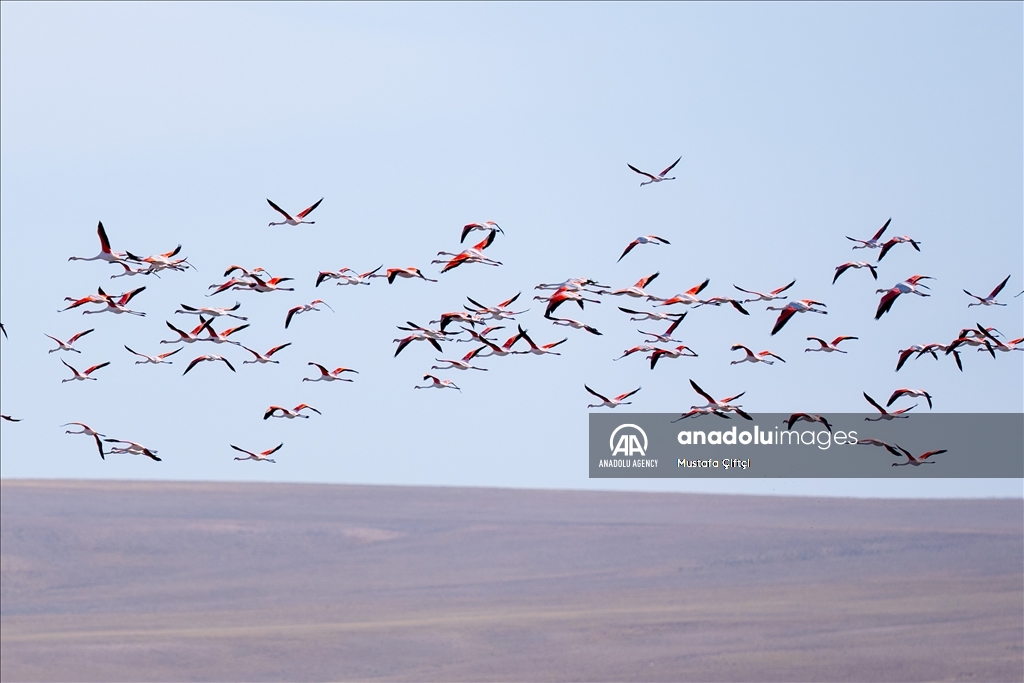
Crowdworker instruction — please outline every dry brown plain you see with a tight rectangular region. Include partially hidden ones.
[1,479,1021,682]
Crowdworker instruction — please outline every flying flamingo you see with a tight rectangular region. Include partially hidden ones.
[161,318,214,345]
[462,327,522,358]
[805,336,858,353]
[247,274,295,293]
[535,277,607,292]
[875,275,933,320]
[285,300,334,329]
[231,443,283,463]
[386,267,437,284]
[110,261,158,278]
[537,289,602,317]
[856,438,902,456]
[461,221,503,243]
[656,278,710,306]
[649,345,698,368]
[618,235,670,262]
[125,245,192,272]
[1,414,21,422]
[45,329,94,353]
[207,277,256,296]
[546,317,602,336]
[638,313,687,343]
[617,307,679,322]
[877,235,921,262]
[964,275,1011,307]
[515,325,567,356]
[733,279,796,303]
[81,287,147,316]
[863,392,915,420]
[833,262,878,283]
[730,344,785,365]
[431,311,486,331]
[688,379,751,420]
[890,446,946,467]
[223,265,272,279]
[887,388,933,409]
[124,346,182,365]
[670,407,731,422]
[183,355,236,375]
[202,321,250,345]
[846,218,891,250]
[465,292,529,320]
[786,413,832,432]
[304,362,358,382]
[264,404,321,420]
[394,322,448,356]
[63,424,107,459]
[627,156,681,186]
[414,375,461,391]
[434,231,502,273]
[694,296,750,315]
[982,336,1024,353]
[432,348,489,371]
[585,385,641,409]
[175,302,247,320]
[607,272,660,300]
[103,439,161,461]
[68,222,128,264]
[317,265,382,287]
[767,300,827,335]
[613,343,658,361]
[61,360,110,383]
[895,343,945,371]
[454,325,505,344]
[241,343,292,364]
[267,198,323,226]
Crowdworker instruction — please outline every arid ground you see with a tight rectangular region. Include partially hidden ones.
[1,480,1021,681]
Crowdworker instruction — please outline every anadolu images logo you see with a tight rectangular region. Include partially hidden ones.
[609,424,648,457]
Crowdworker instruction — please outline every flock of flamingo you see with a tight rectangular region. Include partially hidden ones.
[0,158,1021,469]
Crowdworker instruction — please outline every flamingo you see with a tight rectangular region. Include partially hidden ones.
[202,320,250,345]
[453,324,505,344]
[627,156,681,186]
[618,235,670,262]
[81,287,147,316]
[125,245,192,272]
[730,344,785,365]
[863,392,915,420]
[241,343,292,364]
[465,292,529,320]
[982,336,1024,353]
[431,311,486,331]
[786,413,832,432]
[875,275,933,320]
[434,231,502,273]
[264,404,321,419]
[124,346,181,365]
[895,343,945,371]
[891,446,946,467]
[414,374,461,391]
[688,379,752,420]
[176,302,247,321]
[585,385,641,409]
[613,344,658,361]
[670,407,731,422]
[304,362,358,382]
[317,265,382,287]
[767,300,827,335]
[856,438,902,456]
[267,197,323,226]
[110,261,158,278]
[846,218,891,250]
[964,275,1011,307]
[656,278,710,307]
[223,265,271,279]
[617,307,679,322]
[887,388,933,409]
[733,279,796,303]
[394,322,448,356]
[461,221,503,243]
[386,267,437,284]
[638,313,687,343]
[1,414,21,422]
[694,296,750,315]
[231,443,283,463]
[61,360,109,383]
[45,329,94,353]
[607,272,660,300]
[805,336,858,353]
[63,427,106,459]
[248,274,295,293]
[183,355,236,375]
[535,277,607,292]
[432,348,489,371]
[515,325,567,356]
[68,221,128,263]
[648,345,698,368]
[103,439,161,461]
[464,327,522,358]
[833,262,878,283]
[546,317,602,336]
[877,235,921,262]
[207,277,256,296]
[537,289,602,317]
[161,318,214,345]
[285,300,334,329]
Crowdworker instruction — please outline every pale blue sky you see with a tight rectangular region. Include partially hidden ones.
[1,3,1021,497]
